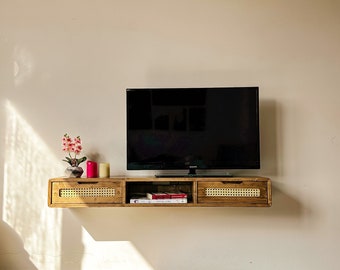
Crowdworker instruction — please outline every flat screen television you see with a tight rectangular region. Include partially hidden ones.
[126,87,260,176]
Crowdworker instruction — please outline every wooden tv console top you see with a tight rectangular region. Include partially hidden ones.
[48,176,272,208]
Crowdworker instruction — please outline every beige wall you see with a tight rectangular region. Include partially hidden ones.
[1,0,340,269]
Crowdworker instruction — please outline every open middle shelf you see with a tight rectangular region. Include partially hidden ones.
[127,180,194,205]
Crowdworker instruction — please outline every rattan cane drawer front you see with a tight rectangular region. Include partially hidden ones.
[197,180,270,206]
[50,180,123,205]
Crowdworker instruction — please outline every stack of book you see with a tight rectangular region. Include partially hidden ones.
[130,192,188,204]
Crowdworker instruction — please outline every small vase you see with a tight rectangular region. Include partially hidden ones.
[65,166,83,178]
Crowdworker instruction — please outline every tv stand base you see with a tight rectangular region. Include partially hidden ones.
[48,176,272,208]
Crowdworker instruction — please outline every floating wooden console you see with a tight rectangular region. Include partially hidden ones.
[48,176,272,208]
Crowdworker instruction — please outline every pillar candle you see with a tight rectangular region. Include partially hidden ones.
[86,161,98,178]
[99,163,110,178]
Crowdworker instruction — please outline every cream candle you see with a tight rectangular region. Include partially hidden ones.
[99,163,110,178]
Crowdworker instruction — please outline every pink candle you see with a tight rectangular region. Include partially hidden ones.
[86,161,98,178]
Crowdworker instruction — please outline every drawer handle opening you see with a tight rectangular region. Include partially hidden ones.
[77,181,99,184]
[222,181,243,184]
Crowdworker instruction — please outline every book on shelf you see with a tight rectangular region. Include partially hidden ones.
[146,192,187,199]
[166,192,187,199]
[130,197,188,204]
[146,193,170,199]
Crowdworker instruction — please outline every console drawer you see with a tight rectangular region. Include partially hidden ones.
[197,179,271,206]
[49,180,123,206]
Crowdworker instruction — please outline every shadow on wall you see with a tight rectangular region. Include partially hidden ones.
[1,100,154,270]
[259,99,279,177]
[271,184,304,219]
[70,185,305,270]
[260,99,307,220]
[2,100,64,269]
[260,99,309,220]
[0,221,37,270]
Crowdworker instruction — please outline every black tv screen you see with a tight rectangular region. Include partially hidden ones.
[127,87,260,174]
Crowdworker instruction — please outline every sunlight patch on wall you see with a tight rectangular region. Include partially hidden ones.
[81,227,154,270]
[3,100,63,269]
[13,46,35,86]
